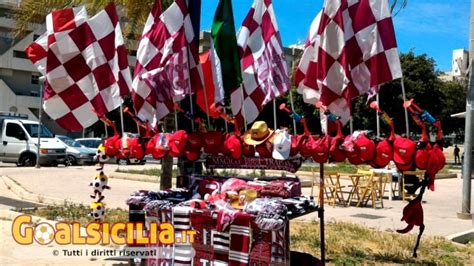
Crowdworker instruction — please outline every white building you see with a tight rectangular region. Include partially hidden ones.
[439,49,469,82]
[0,0,45,123]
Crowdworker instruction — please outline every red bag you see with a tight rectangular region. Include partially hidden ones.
[312,135,330,163]
[370,139,393,168]
[300,135,318,158]
[330,120,345,162]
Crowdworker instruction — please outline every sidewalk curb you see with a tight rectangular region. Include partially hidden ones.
[447,229,474,245]
[1,175,83,206]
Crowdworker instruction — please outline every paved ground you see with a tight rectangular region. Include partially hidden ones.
[0,162,472,265]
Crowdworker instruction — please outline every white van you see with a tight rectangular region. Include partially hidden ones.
[0,112,66,166]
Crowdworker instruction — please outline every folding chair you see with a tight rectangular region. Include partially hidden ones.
[356,169,383,208]
[312,170,345,206]
[401,171,425,201]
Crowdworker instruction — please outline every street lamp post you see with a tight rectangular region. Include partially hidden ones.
[35,76,45,169]
[458,0,474,219]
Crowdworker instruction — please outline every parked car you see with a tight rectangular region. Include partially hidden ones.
[0,112,66,166]
[75,138,102,152]
[56,135,96,165]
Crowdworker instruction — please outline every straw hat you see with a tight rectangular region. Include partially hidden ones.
[243,121,274,145]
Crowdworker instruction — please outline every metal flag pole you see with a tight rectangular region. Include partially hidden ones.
[35,76,45,168]
[400,78,410,137]
[119,104,125,136]
[188,94,196,131]
[273,99,277,129]
[349,116,354,134]
[376,94,380,138]
[318,105,327,265]
[289,89,298,134]
[240,86,248,131]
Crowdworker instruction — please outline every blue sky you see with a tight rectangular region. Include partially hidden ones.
[200,0,470,71]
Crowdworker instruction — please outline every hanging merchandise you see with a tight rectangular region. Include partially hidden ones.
[393,136,416,171]
[330,120,346,163]
[89,171,111,202]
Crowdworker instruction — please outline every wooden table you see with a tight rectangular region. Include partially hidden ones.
[338,173,365,206]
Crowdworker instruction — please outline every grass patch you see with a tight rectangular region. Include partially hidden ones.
[22,202,128,228]
[300,162,368,174]
[291,221,474,264]
[115,168,178,178]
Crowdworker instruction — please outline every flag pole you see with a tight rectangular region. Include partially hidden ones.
[289,89,298,134]
[119,104,125,136]
[240,86,248,131]
[349,116,354,134]
[376,94,380,138]
[201,76,212,129]
[35,76,45,169]
[273,99,277,129]
[401,78,410,137]
[188,94,196,131]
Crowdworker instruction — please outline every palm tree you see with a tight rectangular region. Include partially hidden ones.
[14,0,174,39]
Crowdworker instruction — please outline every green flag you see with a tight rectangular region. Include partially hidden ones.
[211,0,242,95]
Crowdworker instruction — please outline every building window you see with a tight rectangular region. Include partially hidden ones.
[31,74,39,84]
[13,50,28,59]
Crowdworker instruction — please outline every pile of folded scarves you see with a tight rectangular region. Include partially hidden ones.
[126,175,317,265]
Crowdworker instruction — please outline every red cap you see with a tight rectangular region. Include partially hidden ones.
[104,135,120,157]
[370,139,393,168]
[198,178,221,197]
[149,133,170,159]
[312,135,330,164]
[223,135,242,159]
[185,148,201,161]
[343,135,363,165]
[415,142,432,170]
[128,137,145,159]
[393,136,416,166]
[300,136,318,158]
[203,131,223,155]
[354,133,375,162]
[187,132,203,150]
[330,135,346,162]
[168,130,188,157]
[290,135,305,157]
[255,140,272,158]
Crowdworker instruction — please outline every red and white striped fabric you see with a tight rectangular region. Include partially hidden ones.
[296,0,402,123]
[132,0,203,127]
[231,0,290,126]
[26,4,132,131]
[25,6,88,76]
[228,213,252,266]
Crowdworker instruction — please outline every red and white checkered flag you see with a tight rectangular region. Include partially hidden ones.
[26,4,132,131]
[296,0,402,123]
[132,0,203,127]
[25,6,88,76]
[231,0,290,126]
